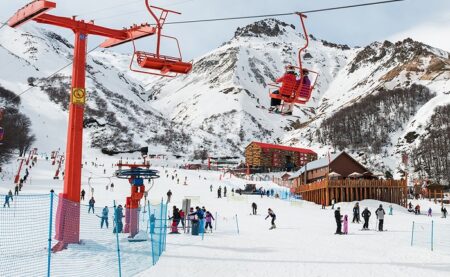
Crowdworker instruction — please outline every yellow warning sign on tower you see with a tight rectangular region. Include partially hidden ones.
[71,88,86,105]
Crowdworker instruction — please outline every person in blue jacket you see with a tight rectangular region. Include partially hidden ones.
[114,205,124,233]
[101,206,109,228]
[3,195,10,208]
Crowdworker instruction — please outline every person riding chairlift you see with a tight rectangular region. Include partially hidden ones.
[283,69,311,115]
[269,66,297,113]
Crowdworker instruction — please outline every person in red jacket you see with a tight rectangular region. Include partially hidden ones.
[269,66,297,112]
[284,69,312,115]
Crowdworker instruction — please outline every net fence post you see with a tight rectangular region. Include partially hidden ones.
[47,191,54,277]
[410,221,415,247]
[235,214,240,235]
[148,201,156,266]
[215,212,217,231]
[159,198,164,256]
[431,220,434,251]
[163,203,167,251]
[113,201,122,277]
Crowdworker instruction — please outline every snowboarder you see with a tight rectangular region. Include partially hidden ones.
[205,211,215,232]
[389,205,393,215]
[224,186,227,197]
[362,207,371,230]
[3,195,10,208]
[376,204,386,231]
[265,208,276,229]
[101,206,109,228]
[113,205,124,233]
[252,202,257,215]
[335,207,343,234]
[352,202,360,223]
[427,207,432,217]
[166,189,172,203]
[217,186,222,198]
[80,189,85,200]
[343,215,349,234]
[88,197,95,213]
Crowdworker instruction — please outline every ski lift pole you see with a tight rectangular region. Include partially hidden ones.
[431,220,434,251]
[410,221,415,246]
[235,214,240,235]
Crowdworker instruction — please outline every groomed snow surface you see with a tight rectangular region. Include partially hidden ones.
[1,154,449,277]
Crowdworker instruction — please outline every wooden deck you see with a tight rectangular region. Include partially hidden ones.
[295,179,408,207]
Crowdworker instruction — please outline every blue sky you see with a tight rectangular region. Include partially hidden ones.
[2,0,450,59]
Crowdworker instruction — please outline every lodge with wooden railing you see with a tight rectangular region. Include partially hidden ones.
[295,178,408,207]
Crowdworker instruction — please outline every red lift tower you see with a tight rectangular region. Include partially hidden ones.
[7,0,160,251]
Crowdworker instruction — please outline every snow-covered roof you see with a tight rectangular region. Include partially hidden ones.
[289,152,343,179]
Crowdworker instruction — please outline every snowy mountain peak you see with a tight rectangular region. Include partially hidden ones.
[234,18,296,39]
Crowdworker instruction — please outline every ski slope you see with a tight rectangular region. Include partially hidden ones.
[1,154,449,277]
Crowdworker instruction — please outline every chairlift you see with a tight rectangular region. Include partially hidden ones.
[129,0,192,77]
[269,13,319,106]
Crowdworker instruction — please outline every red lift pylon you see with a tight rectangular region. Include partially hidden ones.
[8,0,160,251]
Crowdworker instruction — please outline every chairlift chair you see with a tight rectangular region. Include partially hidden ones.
[268,13,319,106]
[129,0,192,77]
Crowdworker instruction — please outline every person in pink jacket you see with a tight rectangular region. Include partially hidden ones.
[205,211,215,233]
[343,214,349,234]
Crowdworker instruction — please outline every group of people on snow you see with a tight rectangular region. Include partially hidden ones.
[334,202,386,234]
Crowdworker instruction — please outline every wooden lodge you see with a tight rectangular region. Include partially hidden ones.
[290,151,408,206]
[245,142,317,172]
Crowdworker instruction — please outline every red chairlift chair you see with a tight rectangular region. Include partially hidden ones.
[129,0,192,77]
[268,13,319,106]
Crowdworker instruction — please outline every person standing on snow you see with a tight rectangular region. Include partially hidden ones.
[217,186,222,198]
[101,206,109,228]
[265,208,277,230]
[8,190,13,202]
[331,198,335,210]
[88,197,95,213]
[114,205,124,233]
[166,189,172,203]
[376,204,386,231]
[14,184,19,196]
[427,207,432,217]
[343,215,349,234]
[389,205,393,215]
[224,186,227,197]
[352,202,360,223]
[3,194,10,208]
[210,184,213,192]
[252,202,257,215]
[335,207,343,234]
[361,207,371,230]
[80,189,85,201]
[205,211,215,232]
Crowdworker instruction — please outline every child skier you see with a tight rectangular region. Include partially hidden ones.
[361,207,371,230]
[265,208,276,230]
[205,211,215,232]
[101,206,109,228]
[427,207,432,217]
[343,215,349,234]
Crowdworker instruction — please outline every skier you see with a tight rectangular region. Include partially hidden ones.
[179,209,186,231]
[224,186,227,197]
[352,202,360,223]
[265,208,276,229]
[80,189,85,201]
[269,66,297,113]
[343,215,349,234]
[376,204,386,231]
[113,205,124,233]
[361,207,371,230]
[88,197,95,213]
[14,184,19,196]
[210,184,213,192]
[427,207,432,217]
[169,207,181,234]
[335,207,343,234]
[205,211,215,233]
[8,190,13,202]
[217,186,222,198]
[101,206,109,228]
[231,188,235,196]
[389,205,393,215]
[252,202,257,215]
[331,198,335,210]
[260,189,264,198]
[166,189,172,203]
[190,206,205,233]
[110,182,114,192]
[442,206,448,218]
[3,194,10,208]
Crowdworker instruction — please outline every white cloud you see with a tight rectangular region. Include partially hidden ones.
[388,12,450,53]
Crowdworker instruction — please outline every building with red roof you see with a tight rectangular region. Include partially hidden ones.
[245,141,317,172]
